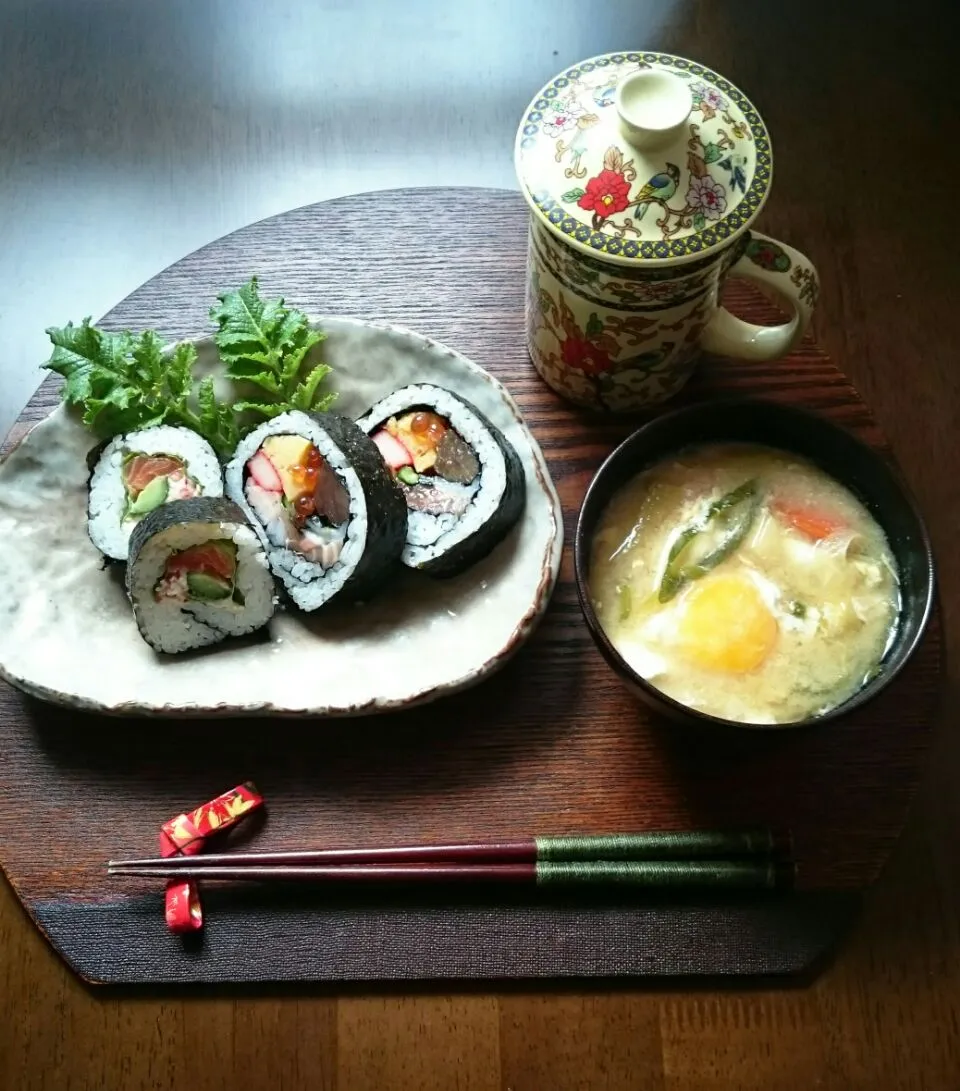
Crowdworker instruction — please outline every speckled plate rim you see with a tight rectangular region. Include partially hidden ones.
[0,317,564,718]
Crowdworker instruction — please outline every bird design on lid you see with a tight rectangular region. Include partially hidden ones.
[633,165,681,222]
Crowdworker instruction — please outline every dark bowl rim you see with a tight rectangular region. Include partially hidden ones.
[573,396,937,731]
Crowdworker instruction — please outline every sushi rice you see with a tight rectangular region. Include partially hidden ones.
[225,410,406,611]
[357,384,526,576]
[126,498,276,654]
[88,425,223,561]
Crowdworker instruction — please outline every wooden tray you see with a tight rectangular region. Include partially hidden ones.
[0,188,942,984]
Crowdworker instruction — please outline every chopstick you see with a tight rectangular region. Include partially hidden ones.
[108,860,793,890]
[107,829,794,891]
[109,828,789,871]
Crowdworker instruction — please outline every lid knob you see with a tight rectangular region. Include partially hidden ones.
[615,69,693,151]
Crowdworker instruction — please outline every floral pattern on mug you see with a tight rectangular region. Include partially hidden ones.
[561,329,614,376]
[577,169,632,220]
[686,175,727,221]
[606,357,692,406]
[534,222,726,308]
[690,79,729,119]
[540,99,584,138]
[558,125,738,242]
[604,278,707,307]
[519,54,818,409]
[517,52,777,263]
[791,265,819,307]
[526,270,706,411]
[745,238,791,273]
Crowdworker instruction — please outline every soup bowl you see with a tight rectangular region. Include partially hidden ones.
[574,399,936,729]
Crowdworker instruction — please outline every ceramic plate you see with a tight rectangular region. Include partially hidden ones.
[0,318,563,716]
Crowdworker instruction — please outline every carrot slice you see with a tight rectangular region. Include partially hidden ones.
[770,498,844,541]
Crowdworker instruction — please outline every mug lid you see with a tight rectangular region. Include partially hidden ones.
[514,52,772,266]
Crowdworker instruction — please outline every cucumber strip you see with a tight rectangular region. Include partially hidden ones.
[186,572,232,601]
[397,466,419,486]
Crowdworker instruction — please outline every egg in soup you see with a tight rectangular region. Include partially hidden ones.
[589,444,900,724]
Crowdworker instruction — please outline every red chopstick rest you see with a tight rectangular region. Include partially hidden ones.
[160,834,203,935]
[160,782,264,934]
[161,781,264,853]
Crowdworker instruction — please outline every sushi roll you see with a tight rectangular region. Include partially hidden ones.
[126,497,276,654]
[224,410,406,610]
[357,384,526,577]
[88,425,223,561]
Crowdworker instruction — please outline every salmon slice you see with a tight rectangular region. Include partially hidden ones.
[124,455,185,497]
[167,541,236,580]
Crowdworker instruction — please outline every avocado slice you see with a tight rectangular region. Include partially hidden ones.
[186,572,233,601]
[127,474,169,516]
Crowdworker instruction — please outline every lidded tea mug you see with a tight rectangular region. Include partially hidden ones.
[514,52,819,411]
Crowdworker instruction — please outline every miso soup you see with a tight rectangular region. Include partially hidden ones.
[589,443,900,724]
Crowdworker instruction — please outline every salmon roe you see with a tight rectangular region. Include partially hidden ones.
[290,445,324,489]
[410,411,446,444]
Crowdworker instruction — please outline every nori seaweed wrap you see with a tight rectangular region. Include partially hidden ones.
[357,384,526,577]
[224,410,406,610]
[87,425,224,561]
[126,497,276,654]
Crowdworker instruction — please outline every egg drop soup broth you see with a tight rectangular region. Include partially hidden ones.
[589,444,900,725]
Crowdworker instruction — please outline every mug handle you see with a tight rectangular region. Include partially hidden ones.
[700,231,819,361]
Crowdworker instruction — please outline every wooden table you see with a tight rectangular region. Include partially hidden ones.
[2,3,959,1088]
